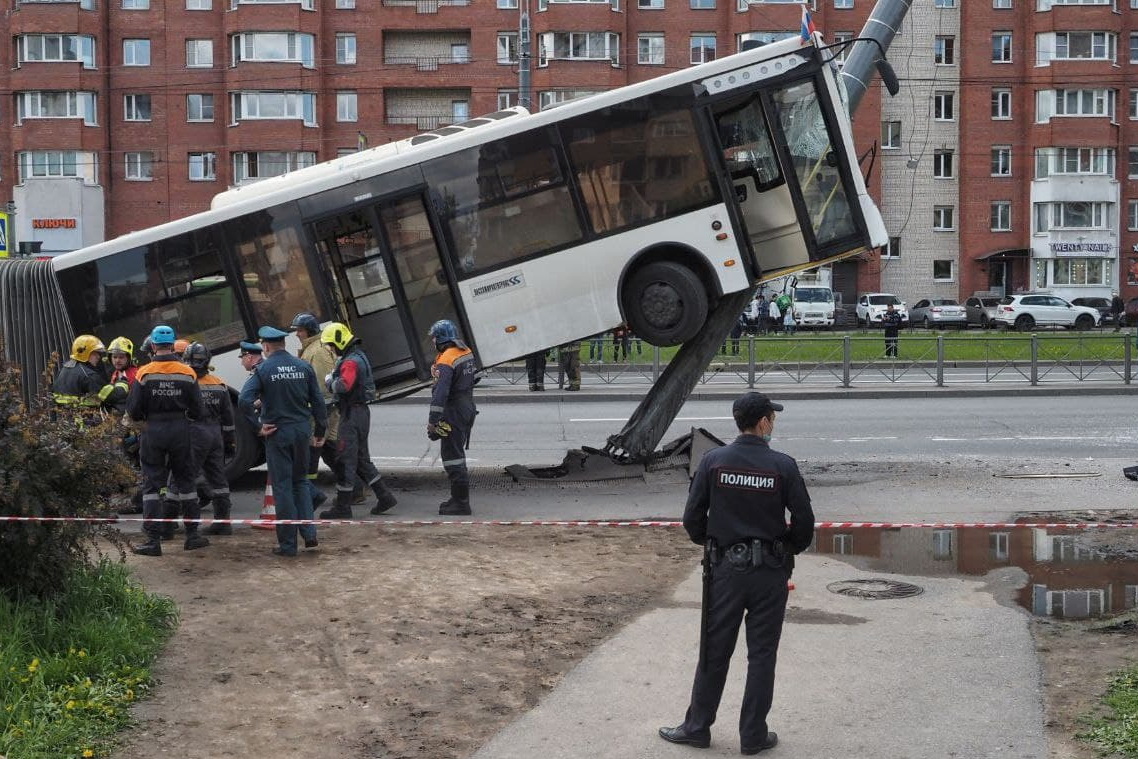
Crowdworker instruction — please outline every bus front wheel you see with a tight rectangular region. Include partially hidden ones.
[623,261,709,346]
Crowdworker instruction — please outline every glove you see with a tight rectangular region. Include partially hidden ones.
[223,436,236,458]
[427,421,451,441]
[325,373,334,391]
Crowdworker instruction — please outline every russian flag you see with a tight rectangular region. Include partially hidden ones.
[800,4,817,44]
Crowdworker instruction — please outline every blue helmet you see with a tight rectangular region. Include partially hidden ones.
[149,325,176,346]
[290,312,321,335]
[428,319,459,345]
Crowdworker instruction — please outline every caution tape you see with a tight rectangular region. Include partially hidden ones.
[2,516,1138,529]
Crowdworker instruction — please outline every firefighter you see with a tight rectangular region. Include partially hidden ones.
[52,334,109,415]
[126,325,207,557]
[319,322,398,519]
[427,319,478,516]
[98,336,137,415]
[290,312,338,510]
[183,343,237,537]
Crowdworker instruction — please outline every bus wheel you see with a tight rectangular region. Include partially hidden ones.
[225,408,263,482]
[623,261,709,346]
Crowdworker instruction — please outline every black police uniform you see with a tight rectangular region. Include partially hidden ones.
[678,430,814,751]
[882,309,903,357]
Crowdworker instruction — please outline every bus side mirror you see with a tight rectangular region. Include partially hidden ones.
[876,59,900,97]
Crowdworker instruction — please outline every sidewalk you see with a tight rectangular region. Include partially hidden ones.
[472,555,1047,759]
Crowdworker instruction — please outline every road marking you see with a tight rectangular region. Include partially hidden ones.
[569,416,734,423]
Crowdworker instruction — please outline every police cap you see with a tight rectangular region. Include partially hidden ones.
[732,392,783,428]
[239,340,263,355]
[257,325,290,341]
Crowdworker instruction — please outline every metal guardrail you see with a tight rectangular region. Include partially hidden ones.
[481,333,1135,389]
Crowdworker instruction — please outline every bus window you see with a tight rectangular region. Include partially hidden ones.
[219,207,318,330]
[717,96,782,191]
[422,128,583,275]
[770,79,857,249]
[56,228,245,350]
[564,101,717,235]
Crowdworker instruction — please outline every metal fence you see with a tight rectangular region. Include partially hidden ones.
[481,333,1136,389]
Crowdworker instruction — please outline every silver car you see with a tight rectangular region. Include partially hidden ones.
[965,296,1002,329]
[909,298,968,329]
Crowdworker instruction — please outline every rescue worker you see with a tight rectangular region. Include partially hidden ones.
[239,339,264,371]
[290,312,338,510]
[659,392,814,755]
[238,326,327,557]
[427,319,478,516]
[98,336,138,414]
[558,340,582,392]
[126,325,207,557]
[319,322,398,519]
[183,343,237,537]
[52,335,109,416]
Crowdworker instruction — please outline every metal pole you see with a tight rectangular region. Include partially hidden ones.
[518,0,532,110]
[1126,333,1132,385]
[1030,334,1038,386]
[842,335,851,388]
[747,335,756,389]
[841,0,912,113]
[935,335,944,387]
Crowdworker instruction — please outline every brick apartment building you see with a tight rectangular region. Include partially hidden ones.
[3,0,1136,308]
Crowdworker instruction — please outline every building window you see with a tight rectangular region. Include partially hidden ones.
[994,0,1011,6]
[639,33,665,65]
[1053,258,1108,286]
[497,32,518,64]
[882,236,900,258]
[336,34,357,65]
[1130,146,1138,178]
[232,151,316,183]
[1131,33,1138,64]
[538,32,621,65]
[1034,147,1115,178]
[1131,89,1138,119]
[992,88,1012,119]
[882,120,901,149]
[992,32,1012,63]
[639,0,664,6]
[122,0,149,7]
[991,146,1011,176]
[691,34,716,64]
[188,152,217,181]
[834,0,853,7]
[829,32,853,66]
[186,0,212,8]
[124,94,151,121]
[336,91,358,122]
[187,93,215,122]
[231,91,318,126]
[538,89,602,109]
[934,36,955,65]
[336,0,355,6]
[990,532,1010,561]
[991,201,1012,231]
[18,34,97,69]
[17,150,98,184]
[16,91,98,126]
[690,0,713,6]
[123,39,151,66]
[498,0,518,7]
[232,33,316,68]
[1038,88,1117,121]
[935,0,955,6]
[125,151,154,181]
[186,39,213,68]
[1034,201,1109,231]
[452,100,470,121]
[1129,200,1138,231]
[498,89,517,109]
[933,149,954,179]
[933,91,954,120]
[1046,32,1116,62]
[933,260,954,282]
[933,206,955,231]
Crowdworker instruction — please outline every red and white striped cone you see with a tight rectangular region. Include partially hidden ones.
[252,475,276,530]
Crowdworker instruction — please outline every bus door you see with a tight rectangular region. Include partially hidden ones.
[309,193,458,385]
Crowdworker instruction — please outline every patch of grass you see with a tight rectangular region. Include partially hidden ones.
[1078,664,1138,757]
[0,561,178,759]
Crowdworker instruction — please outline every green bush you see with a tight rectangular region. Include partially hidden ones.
[0,356,138,601]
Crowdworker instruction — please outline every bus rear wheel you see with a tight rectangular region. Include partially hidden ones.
[623,261,709,346]
[224,404,263,482]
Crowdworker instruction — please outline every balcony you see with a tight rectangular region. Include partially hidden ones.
[381,0,469,13]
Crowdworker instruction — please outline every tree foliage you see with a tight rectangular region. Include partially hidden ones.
[0,356,137,601]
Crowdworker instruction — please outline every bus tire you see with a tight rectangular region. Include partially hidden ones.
[225,405,262,482]
[623,261,709,346]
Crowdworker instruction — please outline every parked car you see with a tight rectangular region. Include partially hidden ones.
[909,298,968,329]
[1124,297,1138,328]
[856,293,909,327]
[992,294,1100,331]
[964,296,1002,329]
[1071,297,1114,325]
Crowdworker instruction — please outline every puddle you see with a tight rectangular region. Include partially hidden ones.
[810,525,1138,620]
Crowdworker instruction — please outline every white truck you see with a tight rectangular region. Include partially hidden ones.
[791,284,837,329]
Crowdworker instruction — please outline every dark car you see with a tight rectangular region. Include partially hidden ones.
[1125,297,1138,328]
[1071,297,1113,325]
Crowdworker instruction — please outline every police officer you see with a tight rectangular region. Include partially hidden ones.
[882,302,903,358]
[126,325,207,557]
[427,319,478,516]
[183,343,237,537]
[319,322,397,519]
[239,326,327,557]
[290,312,338,510]
[659,392,814,755]
[52,335,109,415]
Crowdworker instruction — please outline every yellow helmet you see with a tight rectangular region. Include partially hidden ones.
[108,336,134,358]
[320,322,354,352]
[70,335,106,362]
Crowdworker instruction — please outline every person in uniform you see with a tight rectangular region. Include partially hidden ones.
[98,336,137,415]
[52,335,109,417]
[239,339,264,371]
[126,325,207,557]
[290,312,339,510]
[238,326,327,557]
[882,302,903,358]
[659,392,814,755]
[427,319,478,516]
[525,350,547,392]
[182,343,237,537]
[558,341,582,391]
[319,322,398,519]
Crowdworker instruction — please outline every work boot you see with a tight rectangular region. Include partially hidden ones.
[439,483,471,516]
[183,529,210,551]
[312,489,328,509]
[369,479,398,515]
[320,492,354,520]
[352,485,366,504]
[204,501,233,535]
[132,539,162,557]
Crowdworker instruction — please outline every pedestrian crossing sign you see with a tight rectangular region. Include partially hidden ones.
[0,213,8,258]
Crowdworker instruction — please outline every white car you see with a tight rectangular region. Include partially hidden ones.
[992,294,1100,331]
[856,293,908,327]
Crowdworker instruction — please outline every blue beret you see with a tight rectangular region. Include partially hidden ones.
[257,326,290,341]
[239,340,263,354]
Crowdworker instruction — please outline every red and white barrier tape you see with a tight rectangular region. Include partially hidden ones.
[2,516,1138,529]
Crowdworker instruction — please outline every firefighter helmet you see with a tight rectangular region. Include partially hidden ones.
[428,319,459,345]
[183,342,211,372]
[107,336,134,358]
[320,322,354,352]
[70,335,106,362]
[290,312,321,335]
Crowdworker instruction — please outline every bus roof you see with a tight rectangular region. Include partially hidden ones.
[52,34,820,272]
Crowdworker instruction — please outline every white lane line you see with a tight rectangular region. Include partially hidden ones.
[569,416,735,423]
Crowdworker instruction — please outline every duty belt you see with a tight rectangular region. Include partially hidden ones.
[713,538,787,570]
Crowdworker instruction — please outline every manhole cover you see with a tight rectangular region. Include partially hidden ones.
[826,579,924,600]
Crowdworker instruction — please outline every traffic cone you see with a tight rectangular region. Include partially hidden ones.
[252,475,276,530]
